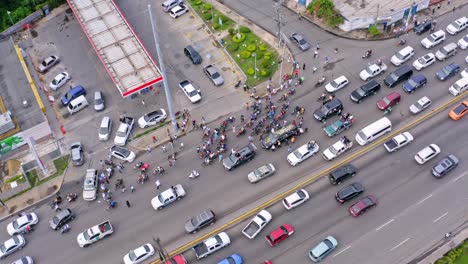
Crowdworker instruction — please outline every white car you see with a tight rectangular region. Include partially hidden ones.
[247,163,276,183]
[10,256,34,264]
[82,169,98,201]
[94,91,105,111]
[282,189,309,210]
[412,53,435,70]
[110,145,136,162]
[325,75,349,93]
[420,30,446,49]
[179,80,201,103]
[38,55,59,73]
[391,46,415,66]
[466,55,468,64]
[458,34,468,49]
[0,235,26,259]
[169,3,188,19]
[409,96,432,114]
[138,109,167,128]
[287,141,319,166]
[7,213,39,236]
[446,16,468,35]
[98,116,112,141]
[49,72,70,90]
[414,144,441,164]
[461,68,468,78]
[123,243,155,264]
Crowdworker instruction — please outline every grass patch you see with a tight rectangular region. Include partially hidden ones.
[188,0,234,31]
[436,239,468,264]
[26,170,39,187]
[5,175,26,185]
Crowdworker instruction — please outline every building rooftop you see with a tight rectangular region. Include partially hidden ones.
[335,0,420,21]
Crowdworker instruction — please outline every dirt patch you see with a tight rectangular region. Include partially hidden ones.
[26,198,34,205]
[3,159,21,177]
[46,185,58,195]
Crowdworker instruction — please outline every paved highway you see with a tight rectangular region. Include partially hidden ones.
[0,0,466,263]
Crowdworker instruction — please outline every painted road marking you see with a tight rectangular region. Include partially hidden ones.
[376,219,395,231]
[390,238,411,252]
[416,194,433,206]
[333,245,351,258]
[433,212,448,223]
[451,171,468,183]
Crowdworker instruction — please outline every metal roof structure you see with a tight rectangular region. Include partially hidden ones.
[67,0,163,97]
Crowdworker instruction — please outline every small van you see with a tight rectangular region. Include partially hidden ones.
[449,77,468,96]
[61,85,86,106]
[184,45,202,65]
[384,65,413,87]
[446,16,468,35]
[67,95,88,115]
[435,43,458,60]
[162,0,182,12]
[355,117,392,145]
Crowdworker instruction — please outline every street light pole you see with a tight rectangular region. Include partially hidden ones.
[253,52,257,79]
[7,11,14,25]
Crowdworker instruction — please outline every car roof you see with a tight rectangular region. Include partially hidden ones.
[386,92,401,100]
[412,74,427,82]
[418,96,431,104]
[325,98,342,108]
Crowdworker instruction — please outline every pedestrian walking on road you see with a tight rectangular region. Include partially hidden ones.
[155,180,161,190]
[99,160,104,168]
[314,50,318,58]
[162,145,167,153]
[126,200,131,208]
[169,137,174,149]
[130,185,135,193]
[302,63,306,70]
[288,146,293,153]
[316,43,320,50]
[232,126,236,134]
[147,146,152,153]
[219,154,223,162]
[180,142,184,150]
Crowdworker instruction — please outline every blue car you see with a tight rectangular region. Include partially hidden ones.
[436,63,460,81]
[402,75,427,93]
[61,85,86,106]
[218,254,243,264]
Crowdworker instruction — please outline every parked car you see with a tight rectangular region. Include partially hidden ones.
[335,182,365,203]
[414,144,441,164]
[412,53,435,70]
[110,145,136,162]
[7,213,39,236]
[409,96,432,114]
[448,100,468,120]
[265,224,294,246]
[162,255,187,264]
[217,254,243,264]
[61,85,86,106]
[377,92,401,111]
[308,236,338,262]
[82,169,98,201]
[287,141,319,166]
[436,63,460,81]
[10,256,33,264]
[94,91,105,111]
[203,64,224,86]
[282,189,309,210]
[179,80,201,103]
[98,116,112,141]
[325,75,349,93]
[349,195,378,217]
[403,74,427,93]
[432,155,459,178]
[138,109,167,128]
[49,208,75,230]
[184,210,216,234]
[123,243,155,264]
[184,45,202,64]
[0,235,26,259]
[290,33,310,51]
[38,55,59,73]
[49,71,70,90]
[461,68,468,78]
[248,164,276,183]
[70,142,84,166]
[169,3,188,19]
[458,34,468,49]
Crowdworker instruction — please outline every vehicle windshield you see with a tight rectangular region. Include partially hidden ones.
[12,220,19,229]
[389,73,398,81]
[229,154,240,164]
[187,90,198,97]
[263,134,278,146]
[351,204,360,212]
[464,36,468,42]
[83,230,91,240]
[319,105,330,114]
[210,70,220,79]
[357,131,367,141]
[52,78,60,85]
[442,66,451,75]
[52,216,60,224]
[427,34,436,42]
[191,217,200,227]
[415,102,424,109]
[116,130,126,137]
[417,57,426,64]
[396,51,406,60]
[356,87,366,96]
[382,97,391,105]
[330,80,338,88]
[453,83,461,90]
[95,98,103,105]
[99,127,108,135]
[328,146,339,155]
[128,250,137,261]
[454,104,467,114]
[293,150,304,159]
[84,179,95,191]
[450,21,460,29]
[365,67,374,74]
[440,48,449,55]
[0,244,5,253]
[330,123,339,130]
[299,39,306,45]
[158,194,165,203]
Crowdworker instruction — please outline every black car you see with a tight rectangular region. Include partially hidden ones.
[414,20,433,35]
[184,210,216,234]
[350,80,381,103]
[436,63,460,81]
[184,45,202,64]
[223,145,256,170]
[49,208,75,230]
[432,155,459,178]
[384,65,413,88]
[329,164,357,185]
[313,98,343,121]
[335,182,365,203]
[261,124,298,149]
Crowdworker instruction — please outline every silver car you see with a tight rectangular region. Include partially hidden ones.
[0,235,26,259]
[290,32,310,51]
[70,142,84,166]
[309,236,338,262]
[38,55,59,73]
[184,210,216,234]
[203,65,224,86]
[94,91,105,111]
[247,164,276,183]
[409,96,432,114]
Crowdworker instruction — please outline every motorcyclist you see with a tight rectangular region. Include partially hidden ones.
[399,39,406,45]
[318,76,326,84]
[189,170,200,178]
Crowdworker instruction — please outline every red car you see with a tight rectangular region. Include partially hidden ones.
[377,92,401,110]
[349,195,377,217]
[162,254,187,264]
[265,224,294,246]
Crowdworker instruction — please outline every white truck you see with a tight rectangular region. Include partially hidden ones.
[76,220,113,247]
[114,116,134,146]
[322,138,353,161]
[359,62,388,81]
[192,232,230,259]
[242,210,272,239]
[151,184,186,210]
[384,132,414,152]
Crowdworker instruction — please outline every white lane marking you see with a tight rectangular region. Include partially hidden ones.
[452,171,468,183]
[416,194,433,206]
[433,212,448,223]
[376,219,395,231]
[333,245,351,258]
[390,238,410,252]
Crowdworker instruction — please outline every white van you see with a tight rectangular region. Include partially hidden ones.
[67,95,88,115]
[162,0,182,12]
[448,77,468,96]
[355,117,392,146]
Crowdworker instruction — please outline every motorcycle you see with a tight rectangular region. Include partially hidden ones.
[236,127,247,137]
[137,174,148,184]
[66,193,77,202]
[189,170,200,179]
[362,50,372,59]
[153,166,165,175]
[288,87,296,95]
[317,93,327,101]
[115,178,124,190]
[134,162,143,170]
[315,77,326,87]
[61,224,71,234]
[398,39,406,46]
[384,107,393,116]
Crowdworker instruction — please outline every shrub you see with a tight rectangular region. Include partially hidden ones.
[232,33,246,43]
[263,52,272,60]
[368,24,380,37]
[246,44,257,52]
[194,0,203,5]
[240,50,252,59]
[261,60,271,68]
[203,13,213,21]
[239,26,251,33]
[219,14,229,22]
[213,23,220,30]
[260,69,271,77]
[246,68,255,75]
[258,44,267,51]
[228,28,235,35]
[204,3,212,11]
[228,43,239,52]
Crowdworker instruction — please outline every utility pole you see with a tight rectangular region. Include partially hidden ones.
[153,237,169,262]
[274,0,284,48]
[148,4,178,132]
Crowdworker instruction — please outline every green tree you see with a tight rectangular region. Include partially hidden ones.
[368,24,380,37]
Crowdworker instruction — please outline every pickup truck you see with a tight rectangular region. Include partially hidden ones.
[359,62,388,81]
[322,138,353,161]
[76,220,113,247]
[192,231,230,259]
[151,184,186,210]
[384,132,414,152]
[242,210,272,239]
[114,116,134,146]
